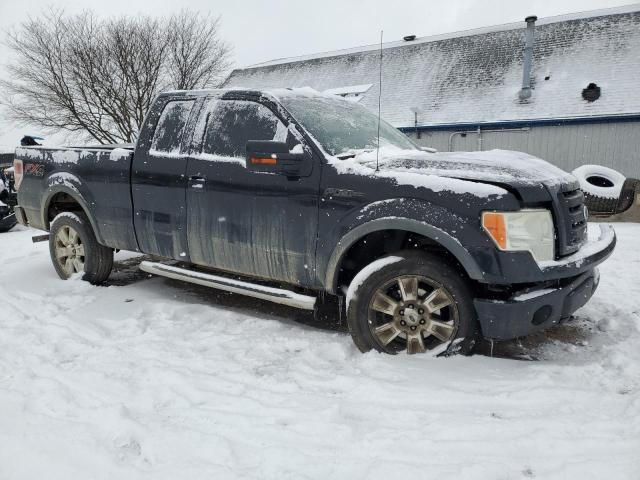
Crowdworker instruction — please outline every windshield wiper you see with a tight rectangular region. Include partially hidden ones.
[336,148,374,160]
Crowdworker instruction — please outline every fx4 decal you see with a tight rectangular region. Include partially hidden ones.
[24,163,45,177]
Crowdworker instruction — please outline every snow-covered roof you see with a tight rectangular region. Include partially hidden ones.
[223,4,640,128]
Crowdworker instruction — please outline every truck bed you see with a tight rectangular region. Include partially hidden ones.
[14,145,138,251]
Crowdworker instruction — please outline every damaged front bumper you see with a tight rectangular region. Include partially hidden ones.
[474,224,615,340]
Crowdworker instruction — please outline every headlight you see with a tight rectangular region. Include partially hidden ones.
[482,209,555,263]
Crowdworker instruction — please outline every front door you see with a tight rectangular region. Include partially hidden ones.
[184,97,321,286]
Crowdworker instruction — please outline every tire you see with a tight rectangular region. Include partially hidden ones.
[572,165,625,200]
[616,178,640,213]
[49,212,113,284]
[0,214,17,233]
[346,251,479,355]
[584,193,619,215]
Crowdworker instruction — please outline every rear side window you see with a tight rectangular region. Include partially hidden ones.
[200,100,291,159]
[151,100,195,155]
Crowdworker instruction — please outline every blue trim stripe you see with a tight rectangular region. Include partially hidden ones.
[397,115,640,132]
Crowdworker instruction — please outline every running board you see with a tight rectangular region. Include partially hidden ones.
[139,261,317,311]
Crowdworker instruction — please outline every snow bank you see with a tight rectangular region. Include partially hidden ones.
[1,224,639,479]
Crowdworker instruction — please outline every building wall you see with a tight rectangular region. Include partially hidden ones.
[405,121,640,178]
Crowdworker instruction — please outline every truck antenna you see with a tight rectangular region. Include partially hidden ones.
[375,30,383,173]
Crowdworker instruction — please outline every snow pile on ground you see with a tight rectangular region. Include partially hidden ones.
[1,224,639,479]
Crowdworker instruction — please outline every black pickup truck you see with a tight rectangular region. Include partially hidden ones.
[13,88,616,355]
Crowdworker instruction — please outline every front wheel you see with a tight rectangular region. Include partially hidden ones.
[49,212,113,284]
[346,252,479,355]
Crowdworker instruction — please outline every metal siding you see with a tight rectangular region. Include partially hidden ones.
[407,121,640,177]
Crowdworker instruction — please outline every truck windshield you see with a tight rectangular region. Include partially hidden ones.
[277,94,418,157]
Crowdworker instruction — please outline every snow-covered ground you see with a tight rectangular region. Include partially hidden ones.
[1,224,639,479]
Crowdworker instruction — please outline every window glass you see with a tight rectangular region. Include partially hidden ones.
[150,100,195,154]
[278,94,416,156]
[201,100,294,158]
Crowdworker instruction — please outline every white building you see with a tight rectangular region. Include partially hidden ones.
[224,4,640,178]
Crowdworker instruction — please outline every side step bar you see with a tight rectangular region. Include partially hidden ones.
[139,261,317,311]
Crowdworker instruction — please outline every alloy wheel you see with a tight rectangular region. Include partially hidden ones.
[368,275,459,354]
[54,225,85,276]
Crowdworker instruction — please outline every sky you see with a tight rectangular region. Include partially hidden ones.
[0,0,635,147]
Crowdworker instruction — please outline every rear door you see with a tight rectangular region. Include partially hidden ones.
[132,97,197,259]
[184,97,321,286]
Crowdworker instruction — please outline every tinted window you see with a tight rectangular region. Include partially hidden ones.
[201,100,291,158]
[151,100,195,154]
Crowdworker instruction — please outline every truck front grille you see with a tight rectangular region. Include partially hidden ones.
[555,186,588,257]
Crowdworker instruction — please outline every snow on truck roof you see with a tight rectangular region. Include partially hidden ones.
[162,86,334,98]
[223,4,640,128]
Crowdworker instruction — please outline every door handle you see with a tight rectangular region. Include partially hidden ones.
[189,175,206,190]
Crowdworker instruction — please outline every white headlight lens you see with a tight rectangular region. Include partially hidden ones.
[482,209,555,262]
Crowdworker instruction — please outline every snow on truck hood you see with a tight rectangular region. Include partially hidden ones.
[330,147,577,197]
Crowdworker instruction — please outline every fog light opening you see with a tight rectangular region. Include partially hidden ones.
[532,305,553,326]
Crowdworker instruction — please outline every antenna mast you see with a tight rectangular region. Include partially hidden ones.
[375,30,383,172]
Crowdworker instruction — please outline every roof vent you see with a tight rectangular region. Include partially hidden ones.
[403,35,417,42]
[582,83,601,102]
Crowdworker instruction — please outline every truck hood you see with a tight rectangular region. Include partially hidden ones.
[331,148,578,200]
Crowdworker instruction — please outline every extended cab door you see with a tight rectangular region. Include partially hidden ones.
[184,97,321,286]
[132,96,197,259]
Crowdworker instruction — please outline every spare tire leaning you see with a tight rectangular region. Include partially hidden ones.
[572,165,626,214]
[616,178,640,214]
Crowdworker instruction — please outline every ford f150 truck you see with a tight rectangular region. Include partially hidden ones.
[13,88,616,355]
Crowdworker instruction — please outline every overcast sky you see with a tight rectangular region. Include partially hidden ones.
[0,0,634,146]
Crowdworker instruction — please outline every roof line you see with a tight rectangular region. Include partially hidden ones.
[243,3,640,70]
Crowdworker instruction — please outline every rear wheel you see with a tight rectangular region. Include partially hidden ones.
[49,212,113,284]
[346,252,479,355]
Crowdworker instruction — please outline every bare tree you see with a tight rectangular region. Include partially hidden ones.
[1,9,232,144]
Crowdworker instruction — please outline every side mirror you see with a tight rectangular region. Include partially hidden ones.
[246,140,305,176]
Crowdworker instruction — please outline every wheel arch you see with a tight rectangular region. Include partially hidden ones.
[324,217,484,294]
[41,185,104,244]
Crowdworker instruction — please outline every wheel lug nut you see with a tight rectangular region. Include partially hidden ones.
[399,309,404,316]
[419,319,426,325]
[408,304,414,309]
[418,309,424,315]
[410,325,417,331]
[400,320,406,326]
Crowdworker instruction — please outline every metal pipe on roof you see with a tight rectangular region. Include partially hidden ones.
[519,15,538,101]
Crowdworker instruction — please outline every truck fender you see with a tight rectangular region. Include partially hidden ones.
[41,174,104,244]
[324,216,485,293]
